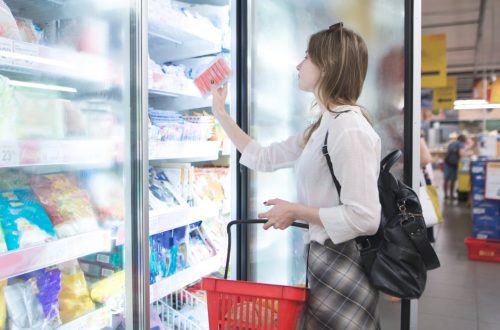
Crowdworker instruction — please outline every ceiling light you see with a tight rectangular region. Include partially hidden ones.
[454,99,488,106]
[454,103,500,110]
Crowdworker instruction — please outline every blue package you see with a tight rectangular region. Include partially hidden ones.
[0,188,56,250]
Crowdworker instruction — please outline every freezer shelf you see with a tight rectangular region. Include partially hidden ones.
[0,140,115,168]
[148,7,222,62]
[149,140,221,162]
[0,230,112,280]
[0,37,116,88]
[115,203,220,245]
[57,307,112,330]
[150,254,222,303]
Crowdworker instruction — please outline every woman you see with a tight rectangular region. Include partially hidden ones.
[212,23,381,330]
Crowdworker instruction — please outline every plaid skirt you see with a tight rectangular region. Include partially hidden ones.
[302,239,380,330]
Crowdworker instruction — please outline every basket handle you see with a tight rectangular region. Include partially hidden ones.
[224,219,309,280]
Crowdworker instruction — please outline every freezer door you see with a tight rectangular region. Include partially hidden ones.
[245,0,407,328]
[0,1,144,329]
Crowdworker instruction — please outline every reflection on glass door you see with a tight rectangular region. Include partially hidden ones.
[0,1,133,328]
[246,0,406,328]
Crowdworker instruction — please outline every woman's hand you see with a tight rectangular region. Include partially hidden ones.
[211,83,228,119]
[259,198,297,230]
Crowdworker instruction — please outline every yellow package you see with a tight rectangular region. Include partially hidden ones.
[58,270,95,323]
[90,271,125,304]
[0,279,6,330]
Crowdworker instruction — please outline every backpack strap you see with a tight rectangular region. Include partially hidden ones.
[322,131,341,196]
[401,218,440,270]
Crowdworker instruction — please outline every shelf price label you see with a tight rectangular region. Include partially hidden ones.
[0,142,19,167]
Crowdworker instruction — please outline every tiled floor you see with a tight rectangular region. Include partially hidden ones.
[418,199,500,330]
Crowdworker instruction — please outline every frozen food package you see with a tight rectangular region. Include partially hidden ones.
[0,188,57,251]
[89,270,125,304]
[30,174,99,238]
[83,171,125,228]
[0,170,29,190]
[0,75,17,140]
[193,56,231,97]
[4,281,46,330]
[19,269,62,328]
[14,94,65,139]
[0,1,21,40]
[0,280,6,330]
[15,18,42,43]
[58,261,95,323]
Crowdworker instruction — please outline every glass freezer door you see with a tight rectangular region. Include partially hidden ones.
[245,1,407,329]
[0,1,139,329]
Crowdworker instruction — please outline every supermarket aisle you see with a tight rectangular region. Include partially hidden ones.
[418,195,500,329]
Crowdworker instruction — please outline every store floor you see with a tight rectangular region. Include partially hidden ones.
[379,171,500,330]
[417,198,500,330]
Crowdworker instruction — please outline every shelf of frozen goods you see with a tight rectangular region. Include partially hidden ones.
[0,140,115,168]
[148,8,222,62]
[0,37,116,89]
[149,140,221,162]
[115,203,220,245]
[57,307,112,330]
[0,230,112,280]
[150,254,222,303]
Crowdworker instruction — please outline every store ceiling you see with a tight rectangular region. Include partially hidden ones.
[422,0,500,99]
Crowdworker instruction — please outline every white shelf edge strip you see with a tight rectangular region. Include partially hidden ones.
[150,254,221,303]
[57,307,111,330]
[0,230,112,280]
[116,204,219,245]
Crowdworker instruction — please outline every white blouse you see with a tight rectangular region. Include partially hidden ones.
[240,105,381,245]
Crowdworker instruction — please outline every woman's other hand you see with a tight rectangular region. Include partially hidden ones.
[211,83,228,119]
[259,198,297,230]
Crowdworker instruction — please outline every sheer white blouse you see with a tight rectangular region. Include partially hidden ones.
[240,105,381,245]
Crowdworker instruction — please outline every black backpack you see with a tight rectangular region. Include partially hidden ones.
[323,132,440,299]
[445,142,460,167]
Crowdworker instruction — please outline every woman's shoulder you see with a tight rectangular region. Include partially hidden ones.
[324,106,380,142]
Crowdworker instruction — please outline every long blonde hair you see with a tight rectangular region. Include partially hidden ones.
[303,25,371,144]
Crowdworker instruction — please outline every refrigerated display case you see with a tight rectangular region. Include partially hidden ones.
[0,0,138,329]
[145,1,233,329]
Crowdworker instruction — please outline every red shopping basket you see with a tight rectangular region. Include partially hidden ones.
[201,220,308,330]
[464,237,500,262]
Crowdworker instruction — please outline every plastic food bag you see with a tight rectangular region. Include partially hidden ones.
[90,270,125,305]
[4,282,46,330]
[0,189,56,251]
[19,269,62,328]
[83,171,125,228]
[0,280,6,330]
[30,174,99,238]
[15,18,42,44]
[58,262,95,323]
[0,1,21,40]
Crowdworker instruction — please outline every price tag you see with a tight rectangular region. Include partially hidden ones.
[13,41,39,68]
[0,142,19,167]
[0,37,13,65]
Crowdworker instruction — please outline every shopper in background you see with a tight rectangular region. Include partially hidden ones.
[211,23,380,330]
[443,134,467,200]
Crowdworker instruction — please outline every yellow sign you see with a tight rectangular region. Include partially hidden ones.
[490,79,500,103]
[422,34,447,88]
[433,77,457,110]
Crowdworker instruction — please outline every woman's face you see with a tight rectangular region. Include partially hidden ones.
[296,53,322,92]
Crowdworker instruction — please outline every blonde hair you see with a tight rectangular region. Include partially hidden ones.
[303,26,371,144]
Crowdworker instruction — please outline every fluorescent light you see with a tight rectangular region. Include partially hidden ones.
[9,80,77,93]
[0,50,73,70]
[454,103,500,110]
[454,99,488,106]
